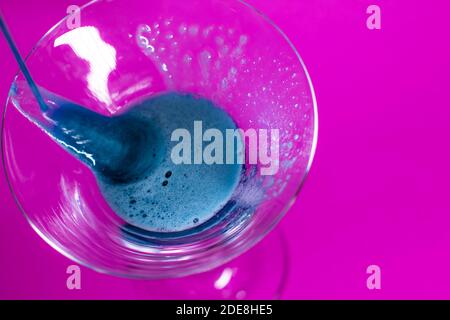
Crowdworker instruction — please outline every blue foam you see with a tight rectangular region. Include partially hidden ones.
[47,93,242,232]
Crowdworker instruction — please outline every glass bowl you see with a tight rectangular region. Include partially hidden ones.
[2,0,317,278]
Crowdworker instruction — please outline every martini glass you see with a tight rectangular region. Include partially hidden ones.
[1,0,317,298]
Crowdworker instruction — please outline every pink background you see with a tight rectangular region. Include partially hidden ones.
[1,0,450,299]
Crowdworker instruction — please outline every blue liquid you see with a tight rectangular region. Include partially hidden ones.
[2,20,243,234]
[46,93,242,232]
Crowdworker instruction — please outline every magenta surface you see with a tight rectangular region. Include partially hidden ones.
[1,0,450,299]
